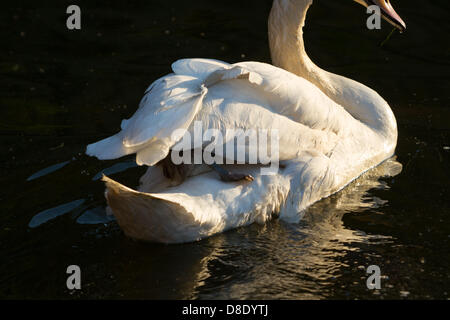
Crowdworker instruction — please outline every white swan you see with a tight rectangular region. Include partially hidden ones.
[86,0,406,243]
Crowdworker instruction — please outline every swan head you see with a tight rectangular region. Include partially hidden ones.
[353,0,406,32]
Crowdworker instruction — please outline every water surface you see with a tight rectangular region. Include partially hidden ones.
[0,0,449,299]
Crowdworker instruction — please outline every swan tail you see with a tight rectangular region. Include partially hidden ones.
[102,175,204,244]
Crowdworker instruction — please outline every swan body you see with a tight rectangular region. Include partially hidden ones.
[87,0,404,243]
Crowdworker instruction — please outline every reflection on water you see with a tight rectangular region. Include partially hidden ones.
[26,160,138,228]
[28,199,86,228]
[91,161,138,181]
[26,160,71,182]
[76,207,115,225]
[1,0,449,300]
[176,158,402,299]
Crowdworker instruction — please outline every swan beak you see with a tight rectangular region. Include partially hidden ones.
[357,0,406,32]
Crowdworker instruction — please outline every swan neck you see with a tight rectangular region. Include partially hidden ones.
[268,0,314,77]
[268,0,397,141]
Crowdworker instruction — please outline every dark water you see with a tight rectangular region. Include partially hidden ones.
[1,0,449,299]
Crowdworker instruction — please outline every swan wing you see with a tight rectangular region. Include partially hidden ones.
[236,61,358,135]
[171,58,230,80]
[86,73,206,164]
[87,59,352,165]
[86,59,267,165]
[175,59,355,139]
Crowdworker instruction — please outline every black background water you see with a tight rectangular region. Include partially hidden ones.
[0,0,449,299]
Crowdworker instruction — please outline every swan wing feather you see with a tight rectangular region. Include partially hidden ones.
[87,59,271,166]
